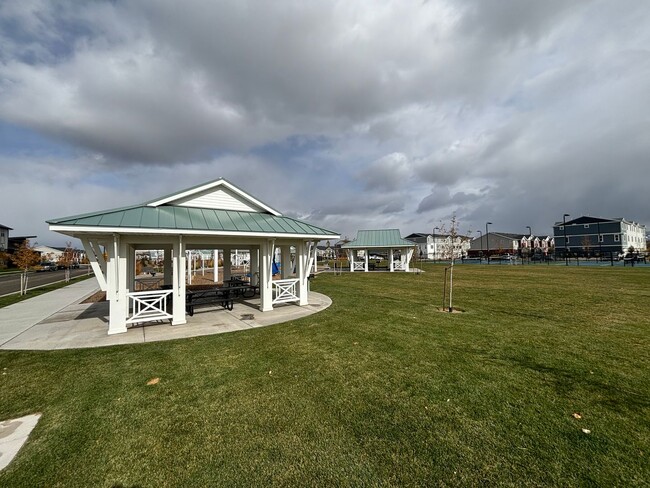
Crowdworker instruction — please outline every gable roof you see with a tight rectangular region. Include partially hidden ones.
[145,178,281,216]
[554,216,617,226]
[342,229,414,249]
[48,179,339,239]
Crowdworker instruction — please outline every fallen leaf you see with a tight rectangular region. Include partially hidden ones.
[147,377,160,385]
[581,428,591,434]
[572,412,582,419]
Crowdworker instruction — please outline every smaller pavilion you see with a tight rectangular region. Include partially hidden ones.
[342,229,415,272]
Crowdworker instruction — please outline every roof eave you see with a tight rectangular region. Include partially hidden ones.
[49,224,339,241]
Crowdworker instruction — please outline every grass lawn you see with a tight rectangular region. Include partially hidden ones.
[0,265,648,487]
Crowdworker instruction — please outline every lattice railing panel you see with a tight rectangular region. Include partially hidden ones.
[127,290,173,324]
[272,279,299,304]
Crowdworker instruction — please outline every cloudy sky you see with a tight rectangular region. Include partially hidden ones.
[1,0,649,246]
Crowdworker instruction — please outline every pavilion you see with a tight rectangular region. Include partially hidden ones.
[48,178,339,335]
[342,229,415,272]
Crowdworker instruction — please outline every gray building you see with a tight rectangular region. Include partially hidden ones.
[553,216,646,257]
[0,224,11,251]
[469,232,522,257]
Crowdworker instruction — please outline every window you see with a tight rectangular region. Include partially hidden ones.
[614,234,620,242]
[559,226,564,230]
[598,235,604,243]
[584,224,590,229]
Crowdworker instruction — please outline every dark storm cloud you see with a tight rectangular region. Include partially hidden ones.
[0,0,649,245]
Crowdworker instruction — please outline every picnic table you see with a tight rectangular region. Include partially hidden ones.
[185,281,259,316]
[186,287,234,316]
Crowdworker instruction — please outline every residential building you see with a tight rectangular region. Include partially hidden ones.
[405,232,471,260]
[0,224,10,251]
[519,235,555,256]
[553,216,646,257]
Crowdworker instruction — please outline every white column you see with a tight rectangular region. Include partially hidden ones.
[389,248,394,272]
[349,249,355,272]
[364,249,369,272]
[213,249,219,283]
[172,236,186,325]
[259,240,273,312]
[281,245,292,278]
[163,245,172,287]
[313,242,318,274]
[108,234,128,335]
[223,247,232,281]
[405,248,414,272]
[297,240,309,306]
[250,247,259,286]
[126,244,135,292]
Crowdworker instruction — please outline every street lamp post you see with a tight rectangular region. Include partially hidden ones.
[486,222,492,264]
[563,214,570,266]
[597,220,602,259]
[477,230,483,263]
[433,226,440,262]
[524,226,532,261]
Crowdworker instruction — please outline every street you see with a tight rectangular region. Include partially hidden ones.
[0,267,94,297]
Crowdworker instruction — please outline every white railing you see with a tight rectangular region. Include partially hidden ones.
[353,261,366,271]
[127,289,173,325]
[393,260,406,270]
[272,278,299,305]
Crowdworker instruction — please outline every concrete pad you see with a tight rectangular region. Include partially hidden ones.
[1,289,333,350]
[0,413,41,471]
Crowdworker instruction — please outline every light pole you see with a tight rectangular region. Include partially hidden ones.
[477,230,483,262]
[433,226,440,262]
[486,222,492,264]
[563,214,570,266]
[524,226,532,261]
[597,220,602,259]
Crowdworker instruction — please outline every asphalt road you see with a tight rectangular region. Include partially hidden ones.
[0,267,94,297]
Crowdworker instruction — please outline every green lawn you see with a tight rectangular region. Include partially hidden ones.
[0,265,648,487]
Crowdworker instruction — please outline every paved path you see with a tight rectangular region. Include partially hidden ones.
[0,279,99,348]
[0,280,332,350]
[0,267,92,297]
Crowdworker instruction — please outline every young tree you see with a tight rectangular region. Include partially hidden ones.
[438,214,464,312]
[57,241,76,282]
[0,250,9,270]
[10,239,41,295]
[581,236,592,257]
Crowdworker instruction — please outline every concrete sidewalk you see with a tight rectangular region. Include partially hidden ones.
[0,279,332,350]
[0,279,99,348]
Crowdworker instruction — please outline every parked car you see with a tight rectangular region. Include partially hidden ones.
[37,262,57,272]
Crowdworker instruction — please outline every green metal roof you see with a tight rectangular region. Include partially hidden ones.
[342,229,415,248]
[48,206,338,237]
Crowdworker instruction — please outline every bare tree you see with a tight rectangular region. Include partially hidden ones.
[438,214,464,312]
[57,241,75,282]
[10,239,41,295]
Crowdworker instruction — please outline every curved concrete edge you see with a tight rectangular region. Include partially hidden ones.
[0,413,41,471]
[0,291,333,351]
